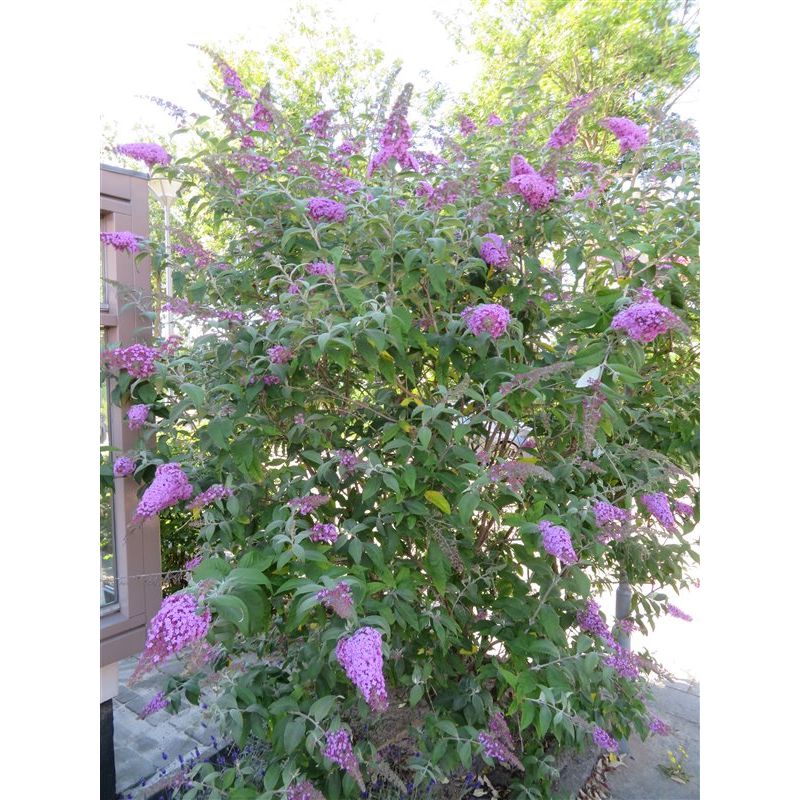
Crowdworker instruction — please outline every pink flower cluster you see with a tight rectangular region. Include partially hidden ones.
[488,460,552,493]
[461,303,512,339]
[132,592,211,679]
[336,449,359,475]
[610,288,685,343]
[600,117,648,153]
[667,604,693,622]
[306,197,347,223]
[306,261,335,277]
[139,691,168,719]
[567,91,597,110]
[674,501,694,518]
[134,463,193,520]
[103,343,160,379]
[163,300,244,325]
[127,404,150,430]
[286,780,325,800]
[186,484,233,512]
[593,500,629,526]
[593,500,630,543]
[220,64,250,99]
[252,102,272,132]
[539,520,578,564]
[576,599,613,645]
[308,110,335,139]
[648,716,671,735]
[367,83,419,176]
[324,729,364,790]
[592,726,619,752]
[335,626,389,712]
[639,492,676,529]
[478,712,523,771]
[184,555,202,571]
[288,493,330,515]
[116,142,171,169]
[267,345,293,364]
[604,642,641,680]
[479,233,510,269]
[507,154,558,211]
[546,115,579,149]
[113,457,136,477]
[317,582,354,618]
[309,523,339,544]
[100,231,141,253]
[460,116,477,136]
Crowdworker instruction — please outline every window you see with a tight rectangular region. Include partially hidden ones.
[100,330,118,611]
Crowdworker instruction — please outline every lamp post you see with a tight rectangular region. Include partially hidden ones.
[148,178,182,338]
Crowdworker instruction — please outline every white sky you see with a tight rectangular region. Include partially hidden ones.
[100,0,481,143]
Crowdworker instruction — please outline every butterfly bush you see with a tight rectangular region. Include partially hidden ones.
[102,52,699,800]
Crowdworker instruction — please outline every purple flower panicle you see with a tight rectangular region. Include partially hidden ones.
[648,716,671,735]
[306,197,346,223]
[507,155,557,211]
[116,142,171,169]
[639,492,676,529]
[113,457,136,477]
[306,261,336,278]
[335,626,388,712]
[479,233,510,269]
[460,116,476,136]
[186,484,233,512]
[487,113,503,126]
[132,592,211,680]
[134,463,193,520]
[288,493,330,516]
[267,345,293,364]
[576,599,613,645]
[367,84,419,176]
[610,288,684,343]
[667,604,693,622]
[100,231,141,253]
[286,781,326,800]
[309,523,338,544]
[600,117,648,153]
[127,404,151,430]
[461,303,512,339]
[592,726,619,752]
[539,520,578,564]
[604,642,640,680]
[140,691,169,718]
[317,582,354,618]
[324,729,365,790]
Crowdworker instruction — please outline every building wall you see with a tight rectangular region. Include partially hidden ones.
[100,164,162,669]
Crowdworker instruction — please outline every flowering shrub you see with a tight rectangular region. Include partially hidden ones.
[103,46,698,800]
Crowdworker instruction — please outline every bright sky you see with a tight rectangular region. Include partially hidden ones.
[100,0,481,143]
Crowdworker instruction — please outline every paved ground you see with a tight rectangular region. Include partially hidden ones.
[113,656,222,799]
[599,576,700,800]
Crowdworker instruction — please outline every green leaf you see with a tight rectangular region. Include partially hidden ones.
[424,490,451,515]
[536,704,552,738]
[209,594,249,634]
[409,684,424,706]
[309,695,336,722]
[284,718,305,753]
[418,427,432,449]
[180,383,205,407]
